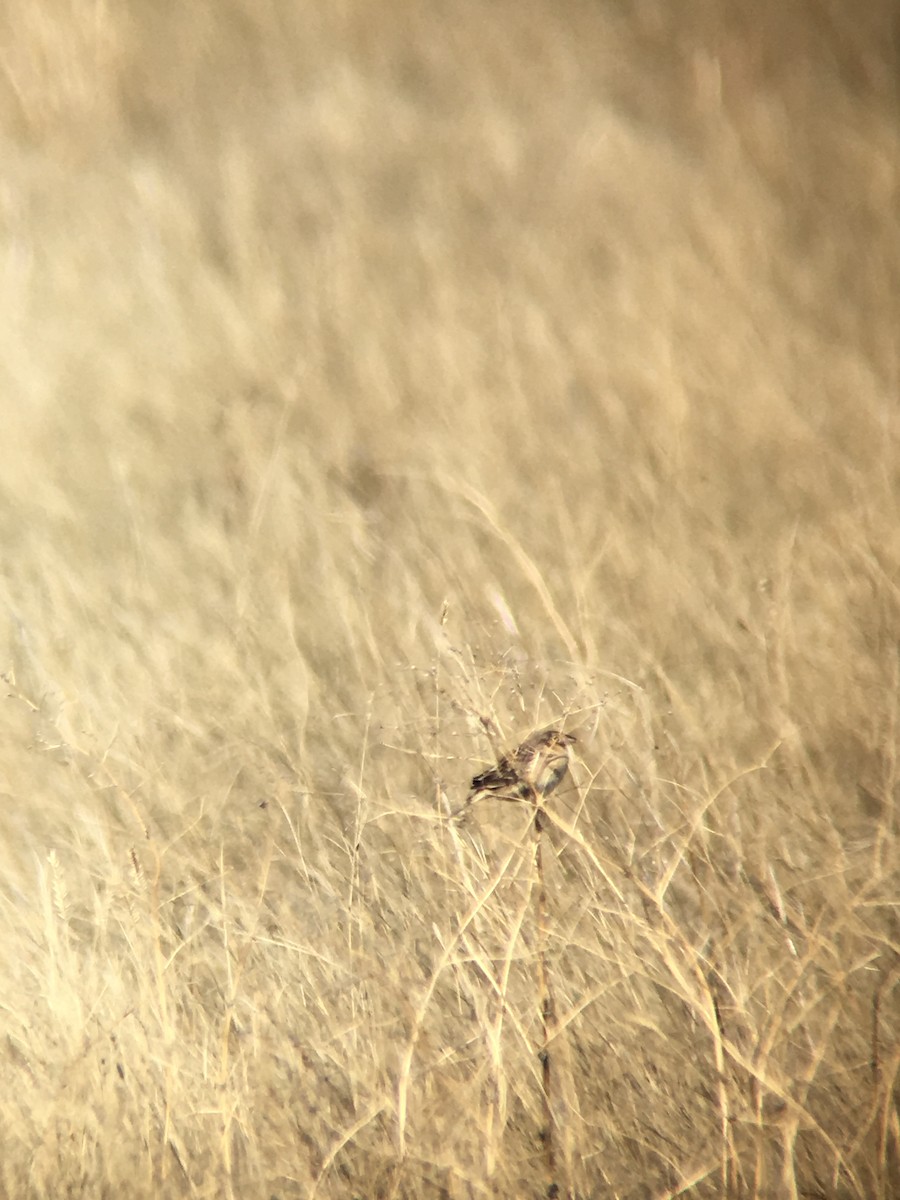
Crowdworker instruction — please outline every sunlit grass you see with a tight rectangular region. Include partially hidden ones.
[0,1,897,1197]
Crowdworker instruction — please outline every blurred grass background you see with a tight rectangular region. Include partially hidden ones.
[0,1,898,1196]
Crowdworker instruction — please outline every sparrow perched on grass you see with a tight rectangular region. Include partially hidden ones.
[455,728,576,817]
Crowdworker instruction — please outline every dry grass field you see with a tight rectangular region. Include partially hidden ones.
[1,2,898,1197]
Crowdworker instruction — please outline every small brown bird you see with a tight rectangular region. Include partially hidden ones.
[456,728,576,817]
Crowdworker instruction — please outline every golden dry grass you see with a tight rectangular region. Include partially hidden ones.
[0,2,898,1197]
